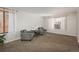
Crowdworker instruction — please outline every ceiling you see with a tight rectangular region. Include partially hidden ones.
[11,7,79,16]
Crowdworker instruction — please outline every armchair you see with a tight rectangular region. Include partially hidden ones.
[20,30,35,41]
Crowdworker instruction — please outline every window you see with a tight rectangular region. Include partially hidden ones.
[48,17,66,30]
[0,11,9,33]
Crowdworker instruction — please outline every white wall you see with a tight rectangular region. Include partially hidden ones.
[77,10,79,43]
[43,12,77,36]
[16,11,43,31]
[65,13,77,36]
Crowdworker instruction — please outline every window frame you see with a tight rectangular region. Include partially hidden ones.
[0,10,9,34]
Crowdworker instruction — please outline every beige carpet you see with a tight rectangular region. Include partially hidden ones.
[0,33,79,52]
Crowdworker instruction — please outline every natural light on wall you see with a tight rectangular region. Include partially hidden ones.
[48,17,66,30]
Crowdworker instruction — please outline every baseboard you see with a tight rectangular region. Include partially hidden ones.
[77,37,79,43]
[4,37,20,44]
[47,32,77,37]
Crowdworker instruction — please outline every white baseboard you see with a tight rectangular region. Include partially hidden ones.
[4,37,20,43]
[47,31,77,37]
[77,35,79,44]
[77,38,79,43]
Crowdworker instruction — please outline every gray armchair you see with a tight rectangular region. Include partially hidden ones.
[20,30,35,41]
[37,27,47,35]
